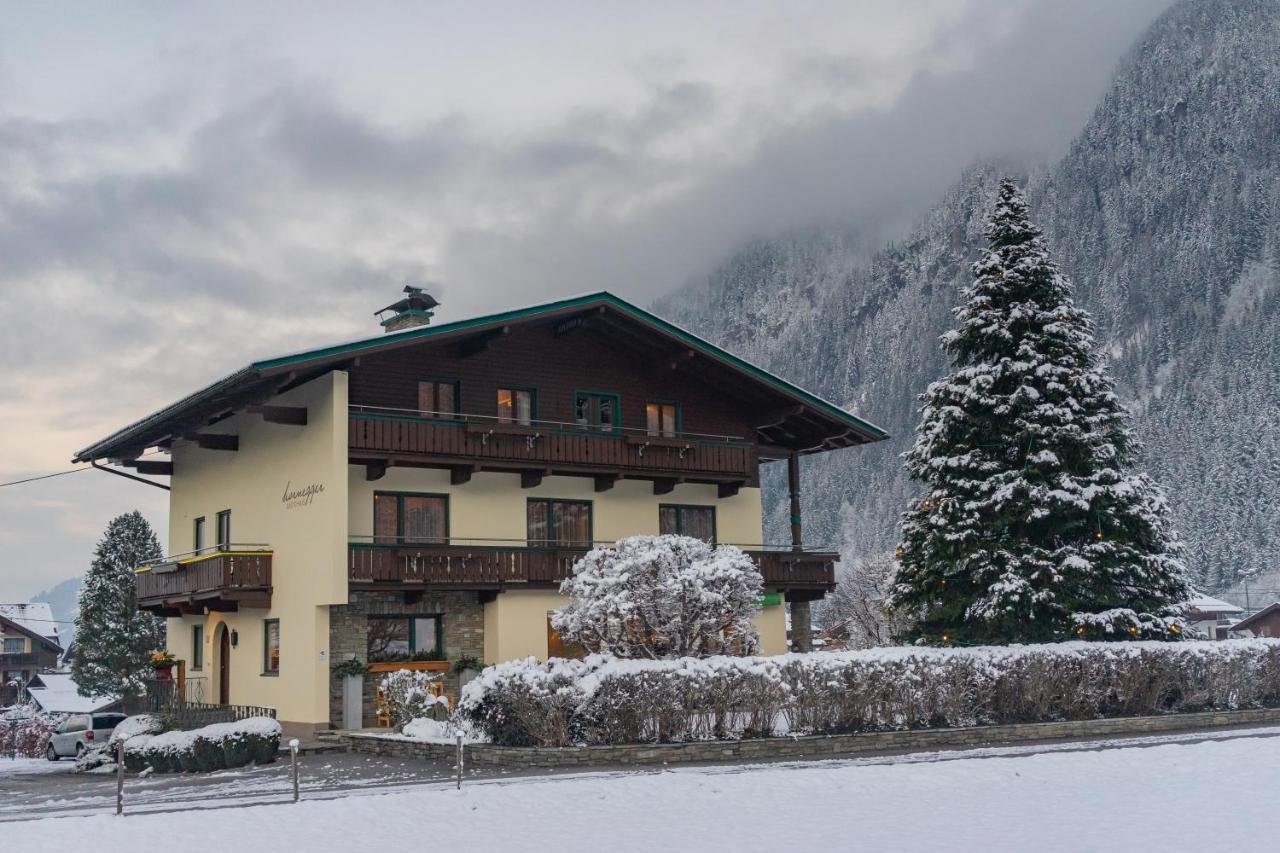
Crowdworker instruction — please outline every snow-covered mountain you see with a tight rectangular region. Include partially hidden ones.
[655,0,1280,596]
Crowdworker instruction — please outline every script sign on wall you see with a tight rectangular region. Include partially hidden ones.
[282,481,325,510]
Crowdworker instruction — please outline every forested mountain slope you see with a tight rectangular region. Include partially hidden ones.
[655,0,1280,595]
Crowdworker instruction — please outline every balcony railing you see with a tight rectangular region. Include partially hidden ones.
[135,546,273,615]
[348,406,757,483]
[349,540,835,591]
[0,652,42,667]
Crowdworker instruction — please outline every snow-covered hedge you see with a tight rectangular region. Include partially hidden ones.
[0,709,64,758]
[379,668,447,730]
[460,640,1280,747]
[122,716,280,773]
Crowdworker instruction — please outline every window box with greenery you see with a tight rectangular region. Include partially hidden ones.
[366,614,445,672]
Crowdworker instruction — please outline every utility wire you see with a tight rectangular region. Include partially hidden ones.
[0,450,167,489]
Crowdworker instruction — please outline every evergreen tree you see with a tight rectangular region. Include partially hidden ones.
[72,511,165,697]
[887,180,1190,644]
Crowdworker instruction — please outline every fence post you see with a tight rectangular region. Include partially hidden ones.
[289,738,300,803]
[116,740,125,816]
[455,732,464,790]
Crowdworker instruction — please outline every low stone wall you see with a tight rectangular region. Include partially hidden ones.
[345,707,1280,769]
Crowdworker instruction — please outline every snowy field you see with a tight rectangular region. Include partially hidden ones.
[16,730,1280,853]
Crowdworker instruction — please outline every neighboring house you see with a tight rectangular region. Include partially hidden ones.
[72,290,887,736]
[0,603,63,706]
[1229,603,1280,639]
[1183,593,1245,640]
[24,671,121,715]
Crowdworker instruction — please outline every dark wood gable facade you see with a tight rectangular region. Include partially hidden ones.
[346,309,766,491]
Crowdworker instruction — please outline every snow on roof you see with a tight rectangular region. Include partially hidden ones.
[1183,593,1244,615]
[0,603,60,645]
[25,672,118,714]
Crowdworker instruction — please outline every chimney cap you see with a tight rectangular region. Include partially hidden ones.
[375,285,440,318]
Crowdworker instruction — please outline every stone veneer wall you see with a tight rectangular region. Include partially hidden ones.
[328,589,485,728]
[345,707,1280,768]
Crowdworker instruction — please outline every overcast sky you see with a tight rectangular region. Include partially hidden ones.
[0,0,1173,601]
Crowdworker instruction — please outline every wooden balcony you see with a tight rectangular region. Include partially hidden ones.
[135,549,273,616]
[349,543,835,592]
[348,408,758,486]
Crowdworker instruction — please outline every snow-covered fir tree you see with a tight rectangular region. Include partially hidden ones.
[886,179,1190,644]
[72,511,165,697]
[552,535,763,658]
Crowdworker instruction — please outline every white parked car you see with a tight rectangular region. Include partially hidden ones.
[46,713,126,760]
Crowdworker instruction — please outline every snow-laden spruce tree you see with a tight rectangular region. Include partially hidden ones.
[551,535,763,658]
[886,179,1190,644]
[72,511,165,698]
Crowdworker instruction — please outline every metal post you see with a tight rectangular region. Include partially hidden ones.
[289,738,300,803]
[455,733,464,790]
[115,740,125,816]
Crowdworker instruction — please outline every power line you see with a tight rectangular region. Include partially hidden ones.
[0,450,168,489]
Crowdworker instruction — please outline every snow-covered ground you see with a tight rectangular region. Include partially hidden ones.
[16,729,1280,852]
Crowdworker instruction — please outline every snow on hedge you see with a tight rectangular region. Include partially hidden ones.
[123,716,280,773]
[460,640,1280,746]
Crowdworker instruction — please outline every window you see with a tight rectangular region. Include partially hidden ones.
[660,505,716,542]
[527,499,592,547]
[574,391,619,433]
[373,493,449,545]
[193,517,206,554]
[645,402,679,437]
[2,638,23,654]
[191,625,204,670]
[366,615,442,662]
[547,615,586,660]
[417,379,459,419]
[497,388,535,426]
[263,619,280,674]
[215,510,231,550]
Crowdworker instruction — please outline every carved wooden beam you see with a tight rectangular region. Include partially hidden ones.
[594,474,622,493]
[653,478,679,495]
[755,405,805,431]
[366,462,388,482]
[133,460,174,476]
[717,481,743,499]
[193,433,239,452]
[520,470,547,489]
[248,405,308,426]
[450,465,477,485]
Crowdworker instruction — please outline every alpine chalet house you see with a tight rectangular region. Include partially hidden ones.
[74,290,886,735]
[0,603,63,706]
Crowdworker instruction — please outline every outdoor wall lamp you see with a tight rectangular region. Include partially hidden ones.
[231,630,239,647]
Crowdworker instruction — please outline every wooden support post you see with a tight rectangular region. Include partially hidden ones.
[788,451,802,551]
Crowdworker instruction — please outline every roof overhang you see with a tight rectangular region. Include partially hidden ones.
[74,292,888,463]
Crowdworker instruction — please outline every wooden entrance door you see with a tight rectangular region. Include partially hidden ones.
[218,626,231,705]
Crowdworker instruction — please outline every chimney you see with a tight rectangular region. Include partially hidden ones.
[375,285,439,333]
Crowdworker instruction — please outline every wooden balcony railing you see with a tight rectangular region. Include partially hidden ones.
[348,407,758,484]
[349,542,835,591]
[135,549,273,616]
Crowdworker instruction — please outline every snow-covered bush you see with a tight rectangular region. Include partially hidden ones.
[552,535,763,659]
[379,668,447,730]
[123,717,280,773]
[0,709,64,758]
[461,640,1280,747]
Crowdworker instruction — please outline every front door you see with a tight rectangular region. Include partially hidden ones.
[218,626,230,705]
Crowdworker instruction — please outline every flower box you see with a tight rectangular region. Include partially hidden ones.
[366,660,449,674]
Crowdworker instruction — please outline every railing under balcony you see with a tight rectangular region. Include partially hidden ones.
[135,545,273,616]
[348,405,758,483]
[348,538,835,592]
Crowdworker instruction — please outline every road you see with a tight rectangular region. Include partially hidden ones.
[2,724,1278,822]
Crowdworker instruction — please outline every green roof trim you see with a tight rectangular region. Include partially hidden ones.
[74,291,885,462]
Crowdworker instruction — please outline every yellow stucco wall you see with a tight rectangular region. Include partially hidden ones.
[165,373,348,729]
[348,468,764,547]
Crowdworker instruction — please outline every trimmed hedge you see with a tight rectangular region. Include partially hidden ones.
[460,640,1280,747]
[123,717,280,773]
